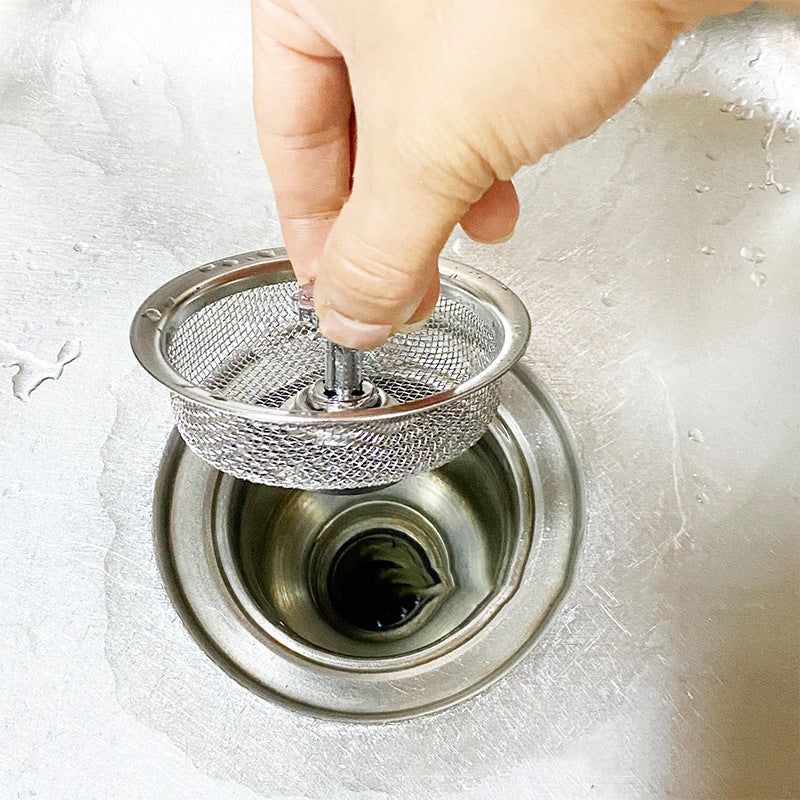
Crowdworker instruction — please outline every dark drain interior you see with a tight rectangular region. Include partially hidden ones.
[325,529,444,633]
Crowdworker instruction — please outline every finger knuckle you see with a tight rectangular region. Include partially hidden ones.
[326,233,420,316]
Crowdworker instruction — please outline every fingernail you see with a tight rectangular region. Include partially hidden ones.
[393,315,430,335]
[487,230,514,244]
[318,308,393,350]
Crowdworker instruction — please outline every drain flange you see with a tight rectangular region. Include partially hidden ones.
[154,363,583,721]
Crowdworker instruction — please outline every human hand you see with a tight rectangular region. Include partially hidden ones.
[251,0,789,349]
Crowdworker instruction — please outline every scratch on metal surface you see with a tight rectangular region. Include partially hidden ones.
[652,369,691,552]
[596,585,620,605]
[598,603,632,638]
[594,398,628,420]
[593,437,618,453]
[0,121,107,174]
[149,687,231,760]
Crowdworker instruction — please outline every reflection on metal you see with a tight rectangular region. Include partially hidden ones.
[2,0,798,795]
[153,364,583,721]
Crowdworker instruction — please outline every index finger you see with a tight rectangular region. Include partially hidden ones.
[251,0,353,282]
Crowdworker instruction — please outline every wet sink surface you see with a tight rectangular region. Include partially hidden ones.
[0,2,797,798]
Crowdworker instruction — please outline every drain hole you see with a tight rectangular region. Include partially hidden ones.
[326,529,444,633]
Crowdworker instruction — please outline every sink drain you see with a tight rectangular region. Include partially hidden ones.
[307,501,454,640]
[154,363,583,721]
[323,527,446,635]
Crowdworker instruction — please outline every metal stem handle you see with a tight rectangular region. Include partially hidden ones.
[293,281,381,411]
[324,341,365,402]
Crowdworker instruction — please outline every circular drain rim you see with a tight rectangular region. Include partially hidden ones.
[153,362,584,722]
[211,420,533,670]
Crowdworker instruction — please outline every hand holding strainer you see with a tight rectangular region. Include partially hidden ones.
[130,249,529,491]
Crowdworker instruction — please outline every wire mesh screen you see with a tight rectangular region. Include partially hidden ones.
[165,281,503,490]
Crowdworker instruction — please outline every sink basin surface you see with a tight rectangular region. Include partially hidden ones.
[0,2,797,798]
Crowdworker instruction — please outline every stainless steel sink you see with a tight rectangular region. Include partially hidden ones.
[0,1,797,797]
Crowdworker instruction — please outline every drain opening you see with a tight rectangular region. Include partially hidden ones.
[155,363,582,720]
[325,528,444,633]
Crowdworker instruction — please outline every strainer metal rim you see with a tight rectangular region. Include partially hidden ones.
[129,248,530,424]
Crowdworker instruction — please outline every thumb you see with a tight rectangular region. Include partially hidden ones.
[312,161,477,350]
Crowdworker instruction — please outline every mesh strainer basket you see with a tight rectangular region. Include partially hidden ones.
[130,249,530,491]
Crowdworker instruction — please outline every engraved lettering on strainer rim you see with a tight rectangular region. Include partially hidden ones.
[129,249,531,490]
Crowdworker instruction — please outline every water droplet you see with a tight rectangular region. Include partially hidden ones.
[750,271,766,288]
[700,245,716,256]
[221,259,239,267]
[142,308,162,321]
[600,287,620,307]
[720,99,753,120]
[688,428,704,443]
[695,183,710,193]
[73,242,86,253]
[740,245,765,264]
[198,262,216,272]
[696,491,709,505]
[774,183,791,195]
[0,339,81,401]
[256,249,277,258]
[11,251,21,261]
